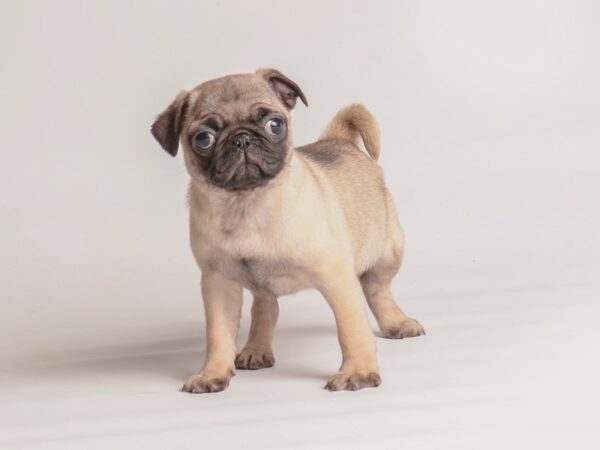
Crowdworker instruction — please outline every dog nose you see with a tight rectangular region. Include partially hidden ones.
[233,132,251,151]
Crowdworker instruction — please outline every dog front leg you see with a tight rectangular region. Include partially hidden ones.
[182,271,243,393]
[316,265,381,391]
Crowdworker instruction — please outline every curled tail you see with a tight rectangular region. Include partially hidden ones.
[319,103,381,160]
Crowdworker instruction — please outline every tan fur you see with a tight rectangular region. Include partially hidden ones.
[319,103,381,160]
[151,69,424,394]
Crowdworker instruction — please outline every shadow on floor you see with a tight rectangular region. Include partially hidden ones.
[1,323,337,383]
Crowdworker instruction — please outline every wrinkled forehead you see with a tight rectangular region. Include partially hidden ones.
[187,74,285,121]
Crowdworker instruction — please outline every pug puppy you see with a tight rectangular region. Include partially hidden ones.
[151,69,424,393]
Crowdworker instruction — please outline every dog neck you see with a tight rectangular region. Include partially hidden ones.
[188,153,302,236]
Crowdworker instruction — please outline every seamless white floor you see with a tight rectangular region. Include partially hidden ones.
[1,281,599,449]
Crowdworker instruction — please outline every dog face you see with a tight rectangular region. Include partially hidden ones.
[151,69,307,191]
[185,76,291,191]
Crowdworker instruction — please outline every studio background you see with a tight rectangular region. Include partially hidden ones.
[1,1,598,449]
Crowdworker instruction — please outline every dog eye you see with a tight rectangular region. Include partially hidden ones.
[265,118,284,136]
[193,131,215,149]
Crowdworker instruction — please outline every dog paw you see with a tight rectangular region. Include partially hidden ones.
[381,318,425,339]
[181,372,231,394]
[325,371,381,391]
[235,347,275,370]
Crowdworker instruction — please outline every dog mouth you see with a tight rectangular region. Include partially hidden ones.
[207,136,286,191]
[225,154,270,190]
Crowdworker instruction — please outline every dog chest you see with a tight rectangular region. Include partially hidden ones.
[234,256,307,296]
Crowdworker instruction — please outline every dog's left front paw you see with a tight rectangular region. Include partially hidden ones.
[181,372,231,394]
[325,371,382,391]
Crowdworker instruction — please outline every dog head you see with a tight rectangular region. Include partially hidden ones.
[151,69,307,191]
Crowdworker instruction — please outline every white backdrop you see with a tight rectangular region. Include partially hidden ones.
[1,1,599,449]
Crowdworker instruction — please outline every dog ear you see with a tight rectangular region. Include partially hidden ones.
[151,91,189,156]
[258,68,308,110]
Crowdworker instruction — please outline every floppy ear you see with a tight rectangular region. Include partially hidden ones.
[150,90,189,156]
[258,68,308,110]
